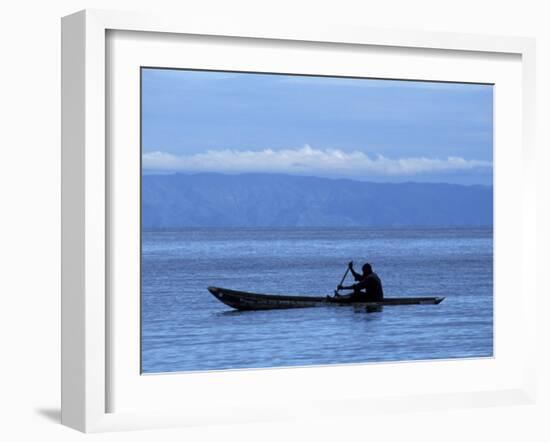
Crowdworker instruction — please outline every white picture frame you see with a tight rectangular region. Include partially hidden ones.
[61,9,537,433]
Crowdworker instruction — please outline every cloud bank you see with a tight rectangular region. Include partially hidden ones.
[143,145,491,178]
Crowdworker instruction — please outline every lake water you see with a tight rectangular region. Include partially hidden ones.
[141,227,493,373]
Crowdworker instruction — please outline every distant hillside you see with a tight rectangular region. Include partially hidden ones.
[141,173,493,228]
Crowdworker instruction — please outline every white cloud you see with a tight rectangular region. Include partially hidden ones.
[142,145,491,177]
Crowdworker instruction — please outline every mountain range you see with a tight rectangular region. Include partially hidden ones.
[142,173,493,228]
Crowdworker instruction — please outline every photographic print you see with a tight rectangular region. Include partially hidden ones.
[140,68,493,374]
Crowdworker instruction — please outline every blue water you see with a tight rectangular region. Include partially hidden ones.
[141,227,493,373]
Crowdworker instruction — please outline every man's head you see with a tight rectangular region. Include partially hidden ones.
[362,263,373,276]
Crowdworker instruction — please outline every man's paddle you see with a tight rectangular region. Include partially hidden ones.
[334,261,353,296]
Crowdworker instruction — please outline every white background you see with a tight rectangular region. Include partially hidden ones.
[0,1,548,441]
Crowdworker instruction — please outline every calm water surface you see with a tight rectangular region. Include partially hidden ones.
[141,227,493,373]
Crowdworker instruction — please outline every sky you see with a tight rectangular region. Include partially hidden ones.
[141,68,493,185]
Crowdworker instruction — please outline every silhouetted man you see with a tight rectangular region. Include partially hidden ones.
[338,262,384,302]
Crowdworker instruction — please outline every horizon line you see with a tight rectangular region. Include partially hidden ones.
[141,169,493,187]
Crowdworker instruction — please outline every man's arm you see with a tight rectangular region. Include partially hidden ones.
[338,279,368,291]
[348,261,362,281]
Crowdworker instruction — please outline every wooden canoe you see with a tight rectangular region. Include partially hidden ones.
[208,286,445,311]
